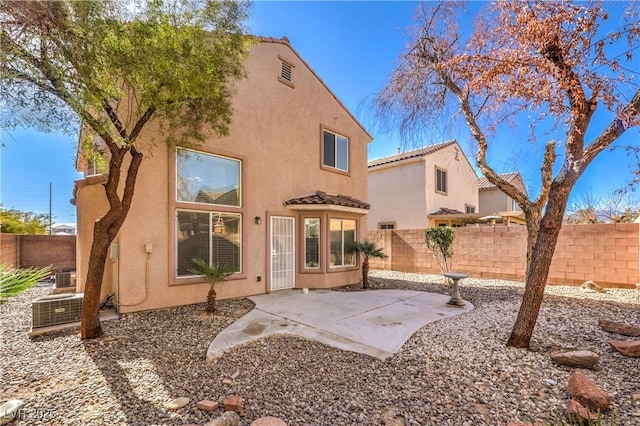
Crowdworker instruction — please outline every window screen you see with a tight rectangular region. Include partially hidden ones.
[177,148,240,207]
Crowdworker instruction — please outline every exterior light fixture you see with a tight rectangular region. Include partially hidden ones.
[254,216,262,225]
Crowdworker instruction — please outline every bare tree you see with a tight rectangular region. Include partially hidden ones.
[378,1,640,348]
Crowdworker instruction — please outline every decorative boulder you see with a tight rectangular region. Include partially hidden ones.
[205,411,239,426]
[550,350,599,369]
[164,397,189,410]
[565,399,597,423]
[609,340,640,357]
[567,372,610,411]
[251,417,287,426]
[599,319,640,337]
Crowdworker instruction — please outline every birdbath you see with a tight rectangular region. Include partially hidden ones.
[443,272,468,307]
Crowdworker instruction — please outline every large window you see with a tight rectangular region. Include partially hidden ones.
[323,130,349,172]
[176,211,241,277]
[304,218,320,269]
[329,219,356,267]
[436,167,447,195]
[175,148,242,278]
[176,148,241,206]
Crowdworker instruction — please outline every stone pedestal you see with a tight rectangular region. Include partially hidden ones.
[443,272,468,307]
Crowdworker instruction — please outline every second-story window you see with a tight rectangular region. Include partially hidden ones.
[323,130,349,172]
[436,167,447,195]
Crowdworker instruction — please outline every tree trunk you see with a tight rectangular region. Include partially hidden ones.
[361,259,370,289]
[507,183,572,348]
[207,286,217,313]
[80,225,111,339]
[80,146,144,340]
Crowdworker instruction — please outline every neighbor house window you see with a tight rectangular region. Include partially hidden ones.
[436,167,447,195]
[176,211,241,277]
[511,198,519,211]
[379,223,395,230]
[323,130,349,172]
[465,205,475,214]
[304,218,320,269]
[176,147,240,207]
[329,219,356,267]
[175,148,242,278]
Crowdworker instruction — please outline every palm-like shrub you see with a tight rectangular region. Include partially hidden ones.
[350,240,387,289]
[188,259,234,313]
[0,264,52,303]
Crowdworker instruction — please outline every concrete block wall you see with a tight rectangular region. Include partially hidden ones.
[368,223,639,288]
[0,234,76,272]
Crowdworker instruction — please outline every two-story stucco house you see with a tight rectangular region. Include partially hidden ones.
[478,172,526,213]
[73,37,372,313]
[367,141,479,229]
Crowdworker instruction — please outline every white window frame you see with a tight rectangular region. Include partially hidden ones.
[322,130,349,172]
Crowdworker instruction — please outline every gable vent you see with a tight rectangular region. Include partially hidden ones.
[281,62,292,82]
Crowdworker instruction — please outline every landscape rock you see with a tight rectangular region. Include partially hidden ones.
[609,340,640,357]
[567,372,610,411]
[223,395,243,412]
[197,399,219,411]
[580,280,607,293]
[164,397,189,410]
[205,411,239,426]
[250,416,287,426]
[0,400,25,426]
[600,319,640,337]
[550,350,599,369]
[565,399,597,423]
[379,405,405,426]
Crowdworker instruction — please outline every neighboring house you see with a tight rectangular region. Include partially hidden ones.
[51,223,77,235]
[478,172,527,213]
[73,37,372,313]
[367,141,479,229]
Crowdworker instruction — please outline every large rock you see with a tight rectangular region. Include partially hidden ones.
[550,350,599,369]
[164,397,189,410]
[599,319,640,337]
[565,399,597,423]
[580,280,607,293]
[609,340,640,357]
[223,395,243,412]
[205,411,239,426]
[567,372,610,411]
[250,417,287,426]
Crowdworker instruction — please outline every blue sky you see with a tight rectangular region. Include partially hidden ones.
[1,1,638,224]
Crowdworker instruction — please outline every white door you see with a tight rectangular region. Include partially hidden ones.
[270,216,295,291]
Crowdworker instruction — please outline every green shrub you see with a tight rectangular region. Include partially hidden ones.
[0,264,52,303]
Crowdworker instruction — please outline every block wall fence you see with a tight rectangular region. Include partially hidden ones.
[367,223,639,288]
[0,234,76,272]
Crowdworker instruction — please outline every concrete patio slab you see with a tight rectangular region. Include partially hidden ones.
[206,289,474,361]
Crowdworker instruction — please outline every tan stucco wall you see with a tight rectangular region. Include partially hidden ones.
[368,160,427,230]
[75,40,370,313]
[423,143,478,215]
[479,188,518,213]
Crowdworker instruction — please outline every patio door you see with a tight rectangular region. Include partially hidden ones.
[270,216,295,290]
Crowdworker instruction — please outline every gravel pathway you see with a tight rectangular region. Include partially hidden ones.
[1,271,639,425]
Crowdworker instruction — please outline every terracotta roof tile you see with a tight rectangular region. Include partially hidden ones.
[478,172,524,191]
[429,207,465,215]
[368,140,456,168]
[284,191,370,210]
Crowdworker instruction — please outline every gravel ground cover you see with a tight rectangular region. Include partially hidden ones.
[1,271,639,425]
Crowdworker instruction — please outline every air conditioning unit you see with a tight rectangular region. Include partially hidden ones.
[32,293,84,328]
[55,271,76,288]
